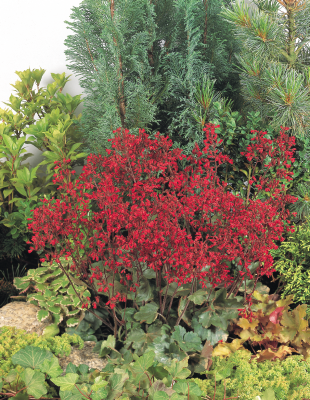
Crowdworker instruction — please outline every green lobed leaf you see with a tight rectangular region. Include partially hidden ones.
[164,357,191,380]
[153,392,170,400]
[37,309,50,322]
[188,289,211,305]
[173,380,202,396]
[11,345,54,370]
[40,356,64,378]
[134,302,159,324]
[51,373,80,392]
[171,326,203,353]
[130,351,156,382]
[21,368,48,399]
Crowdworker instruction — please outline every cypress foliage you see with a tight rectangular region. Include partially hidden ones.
[63,0,243,157]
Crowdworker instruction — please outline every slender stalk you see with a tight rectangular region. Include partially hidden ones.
[175,278,195,326]
[166,285,178,320]
[161,275,170,315]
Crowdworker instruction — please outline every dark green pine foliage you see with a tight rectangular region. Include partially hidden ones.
[63,0,243,157]
[220,0,310,137]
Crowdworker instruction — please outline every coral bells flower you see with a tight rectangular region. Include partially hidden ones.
[26,123,297,320]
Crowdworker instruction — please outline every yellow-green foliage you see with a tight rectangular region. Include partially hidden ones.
[269,216,310,312]
[191,350,310,400]
[0,325,84,379]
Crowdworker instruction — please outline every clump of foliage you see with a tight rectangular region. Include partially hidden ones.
[0,343,203,400]
[0,325,84,382]
[213,291,310,362]
[11,256,95,338]
[192,350,310,400]
[269,215,310,316]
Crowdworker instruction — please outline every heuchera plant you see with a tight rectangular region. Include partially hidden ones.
[26,123,298,332]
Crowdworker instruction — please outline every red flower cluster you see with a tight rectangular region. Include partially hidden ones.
[27,124,297,320]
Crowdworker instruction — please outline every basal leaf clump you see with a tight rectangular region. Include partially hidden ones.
[11,256,92,337]
[213,291,310,362]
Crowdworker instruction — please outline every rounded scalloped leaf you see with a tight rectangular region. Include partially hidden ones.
[51,312,63,325]
[44,289,53,298]
[58,288,69,294]
[252,291,269,302]
[29,300,39,306]
[61,306,69,315]
[52,275,72,287]
[83,290,91,299]
[28,293,46,302]
[67,285,77,296]
[67,309,80,316]
[60,297,74,307]
[50,282,63,292]
[275,294,294,308]
[12,277,30,290]
[34,283,50,293]
[67,317,80,327]
[37,309,50,322]
[237,318,259,330]
[47,305,62,314]
[72,297,82,308]
[27,266,51,279]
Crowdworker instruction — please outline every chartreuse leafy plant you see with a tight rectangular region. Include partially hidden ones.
[213,291,310,363]
[10,256,94,338]
[191,351,310,400]
[0,325,84,383]
[269,215,310,317]
[0,344,203,400]
[0,67,88,259]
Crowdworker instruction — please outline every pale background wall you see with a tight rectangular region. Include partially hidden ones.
[0,0,258,176]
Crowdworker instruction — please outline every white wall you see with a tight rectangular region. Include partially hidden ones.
[0,0,259,176]
[0,0,86,175]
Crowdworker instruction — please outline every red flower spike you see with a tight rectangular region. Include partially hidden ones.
[26,123,297,313]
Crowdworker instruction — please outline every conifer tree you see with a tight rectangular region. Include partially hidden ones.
[221,0,310,137]
[63,0,243,156]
